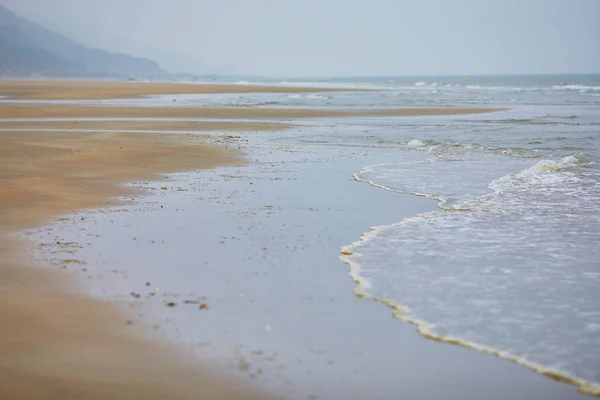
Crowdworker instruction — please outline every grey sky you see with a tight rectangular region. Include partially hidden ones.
[2,0,599,76]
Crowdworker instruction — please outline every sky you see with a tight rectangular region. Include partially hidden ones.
[1,0,599,77]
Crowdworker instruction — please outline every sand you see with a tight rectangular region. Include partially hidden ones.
[0,128,277,399]
[1,80,581,399]
[0,129,244,230]
[0,103,503,120]
[32,131,588,400]
[0,120,293,133]
[0,239,275,400]
[0,80,355,100]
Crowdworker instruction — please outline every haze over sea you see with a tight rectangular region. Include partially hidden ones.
[175,73,600,389]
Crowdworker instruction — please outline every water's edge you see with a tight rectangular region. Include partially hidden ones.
[339,172,600,398]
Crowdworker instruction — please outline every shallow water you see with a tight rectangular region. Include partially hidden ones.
[217,74,600,392]
[284,75,600,391]
[28,133,584,400]
[174,74,600,108]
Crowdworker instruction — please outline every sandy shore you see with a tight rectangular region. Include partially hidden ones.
[0,103,503,120]
[1,80,586,399]
[28,130,588,400]
[0,80,355,100]
[0,120,293,133]
[0,127,277,399]
[0,129,244,230]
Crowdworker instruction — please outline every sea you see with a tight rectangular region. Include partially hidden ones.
[184,74,600,392]
[12,73,600,394]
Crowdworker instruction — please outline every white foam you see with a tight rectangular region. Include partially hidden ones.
[489,155,585,193]
[552,84,600,91]
[343,150,600,390]
[306,94,331,100]
[406,139,426,147]
[519,155,582,174]
[278,80,383,90]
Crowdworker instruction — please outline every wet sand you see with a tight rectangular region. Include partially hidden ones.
[0,129,244,230]
[0,128,276,399]
[0,80,354,100]
[0,103,504,120]
[0,120,293,133]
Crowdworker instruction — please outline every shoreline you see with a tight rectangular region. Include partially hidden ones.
[0,103,506,120]
[340,210,600,397]
[340,163,600,398]
[0,127,277,399]
[0,80,588,399]
[0,120,294,133]
[0,80,360,100]
[27,130,588,399]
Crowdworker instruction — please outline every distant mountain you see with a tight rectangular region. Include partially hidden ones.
[0,37,86,76]
[0,4,165,77]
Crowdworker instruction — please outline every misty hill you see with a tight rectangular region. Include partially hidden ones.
[0,5,164,77]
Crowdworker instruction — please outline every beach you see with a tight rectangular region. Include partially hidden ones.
[0,80,356,100]
[1,79,598,399]
[0,122,275,399]
[0,103,502,120]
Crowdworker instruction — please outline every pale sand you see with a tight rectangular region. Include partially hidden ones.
[0,80,355,100]
[0,120,293,133]
[0,103,504,120]
[0,129,275,399]
[0,130,243,230]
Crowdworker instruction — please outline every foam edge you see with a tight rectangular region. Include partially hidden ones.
[339,236,600,398]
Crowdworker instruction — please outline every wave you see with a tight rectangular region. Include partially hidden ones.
[400,138,536,160]
[464,85,542,92]
[340,153,600,395]
[488,155,586,193]
[278,80,383,90]
[287,94,332,100]
[247,80,600,101]
[340,235,600,397]
[552,84,600,91]
[406,139,426,147]
[410,82,598,96]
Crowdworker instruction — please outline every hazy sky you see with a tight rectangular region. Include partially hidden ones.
[2,0,599,76]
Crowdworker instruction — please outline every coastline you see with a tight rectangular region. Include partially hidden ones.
[0,80,359,100]
[0,79,590,399]
[0,103,505,120]
[0,119,294,132]
[340,207,600,398]
[0,125,277,399]
[24,131,587,400]
[340,153,600,398]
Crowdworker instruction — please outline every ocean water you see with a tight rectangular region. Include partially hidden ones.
[177,74,600,109]
[207,74,600,393]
